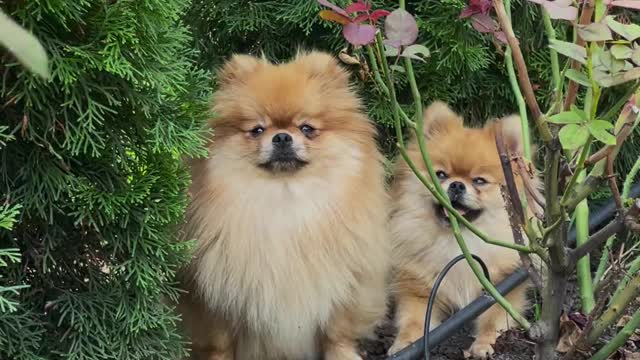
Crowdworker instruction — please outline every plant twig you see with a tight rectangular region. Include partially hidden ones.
[563,0,595,111]
[569,200,640,267]
[514,156,545,218]
[493,0,552,143]
[495,131,544,291]
[612,256,640,300]
[607,153,622,210]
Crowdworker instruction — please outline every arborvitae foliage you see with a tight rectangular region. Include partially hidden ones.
[187,0,640,177]
[0,1,210,359]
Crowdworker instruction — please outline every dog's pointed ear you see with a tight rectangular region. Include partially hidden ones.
[217,54,264,86]
[295,51,350,88]
[490,115,526,154]
[422,101,463,138]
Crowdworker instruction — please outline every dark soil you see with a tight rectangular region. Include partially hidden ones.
[358,274,639,360]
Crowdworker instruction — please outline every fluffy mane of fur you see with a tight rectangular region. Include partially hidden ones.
[177,51,390,360]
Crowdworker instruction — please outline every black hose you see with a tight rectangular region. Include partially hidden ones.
[388,182,640,360]
[423,254,491,360]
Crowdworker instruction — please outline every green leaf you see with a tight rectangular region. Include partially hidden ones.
[0,9,49,79]
[559,124,590,150]
[587,120,616,145]
[389,64,405,73]
[632,48,640,65]
[400,44,430,62]
[611,44,632,59]
[565,69,592,87]
[578,22,613,42]
[548,110,585,124]
[570,105,589,121]
[606,15,640,42]
[549,39,587,64]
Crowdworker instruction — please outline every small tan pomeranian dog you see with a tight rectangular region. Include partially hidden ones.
[176,51,390,360]
[387,102,535,359]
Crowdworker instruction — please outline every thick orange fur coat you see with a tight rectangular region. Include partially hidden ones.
[388,102,539,359]
[176,52,390,360]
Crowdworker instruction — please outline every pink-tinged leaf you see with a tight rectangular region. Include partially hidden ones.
[317,0,349,17]
[473,0,493,13]
[471,14,496,33]
[384,9,418,46]
[369,9,391,22]
[459,6,476,18]
[494,31,508,43]
[345,2,371,14]
[343,23,376,45]
[543,1,578,21]
[383,38,403,49]
[611,1,640,9]
[319,10,351,25]
[577,22,613,42]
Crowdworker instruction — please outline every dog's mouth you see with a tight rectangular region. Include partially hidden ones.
[433,201,484,225]
[259,153,309,172]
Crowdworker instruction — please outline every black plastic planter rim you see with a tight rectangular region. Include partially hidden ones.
[387,183,640,360]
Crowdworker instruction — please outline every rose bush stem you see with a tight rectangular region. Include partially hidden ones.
[588,307,640,360]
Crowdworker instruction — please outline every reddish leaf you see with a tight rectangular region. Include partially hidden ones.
[343,23,377,45]
[353,13,369,23]
[384,9,418,47]
[345,2,371,14]
[611,0,640,9]
[460,0,493,18]
[319,10,351,25]
[471,13,496,33]
[383,38,403,48]
[543,1,578,21]
[494,31,508,43]
[369,9,391,22]
[317,0,349,17]
[459,6,476,18]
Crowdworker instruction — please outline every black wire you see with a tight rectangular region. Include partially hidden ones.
[423,254,491,360]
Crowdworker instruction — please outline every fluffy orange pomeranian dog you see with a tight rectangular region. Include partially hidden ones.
[176,51,390,360]
[387,102,537,358]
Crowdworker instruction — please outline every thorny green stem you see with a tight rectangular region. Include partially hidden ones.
[576,170,596,314]
[622,156,640,201]
[589,307,640,360]
[587,277,640,360]
[504,0,531,160]
[592,234,615,287]
[612,257,640,300]
[366,45,415,128]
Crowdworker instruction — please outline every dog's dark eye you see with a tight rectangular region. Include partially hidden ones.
[436,170,448,180]
[300,124,316,137]
[249,126,265,137]
[473,177,488,185]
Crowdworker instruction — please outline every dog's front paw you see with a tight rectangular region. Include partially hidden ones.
[466,340,495,359]
[387,340,411,356]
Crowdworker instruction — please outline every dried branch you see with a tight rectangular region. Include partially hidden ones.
[585,106,638,166]
[493,0,552,143]
[495,130,544,291]
[606,153,623,210]
[514,156,545,218]
[563,0,595,111]
[568,200,640,267]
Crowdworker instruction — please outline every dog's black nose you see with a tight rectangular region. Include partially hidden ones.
[272,133,292,145]
[448,181,466,200]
